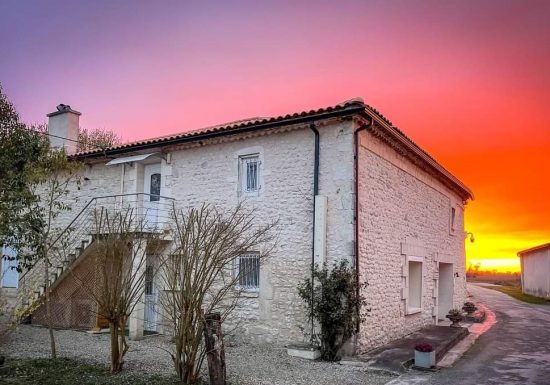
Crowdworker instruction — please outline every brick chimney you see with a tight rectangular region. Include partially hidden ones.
[47,104,81,154]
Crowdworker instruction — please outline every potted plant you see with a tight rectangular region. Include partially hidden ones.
[446,308,463,328]
[414,342,435,368]
[462,301,477,315]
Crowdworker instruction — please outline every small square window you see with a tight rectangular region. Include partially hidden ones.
[239,155,260,194]
[236,253,260,291]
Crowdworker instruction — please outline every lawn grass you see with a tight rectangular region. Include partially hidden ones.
[482,284,550,305]
[0,357,179,385]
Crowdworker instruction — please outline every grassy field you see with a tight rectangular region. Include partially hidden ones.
[0,358,179,385]
[481,284,550,305]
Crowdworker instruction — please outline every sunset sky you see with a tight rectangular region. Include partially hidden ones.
[1,0,549,272]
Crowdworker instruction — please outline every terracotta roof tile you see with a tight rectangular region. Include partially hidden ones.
[74,97,473,200]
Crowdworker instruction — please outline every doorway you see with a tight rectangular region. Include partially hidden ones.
[143,264,157,332]
[438,263,454,320]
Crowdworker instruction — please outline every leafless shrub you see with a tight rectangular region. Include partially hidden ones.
[72,206,165,373]
[159,202,277,384]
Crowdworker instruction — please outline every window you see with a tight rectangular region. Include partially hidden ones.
[407,256,423,314]
[150,173,161,202]
[236,253,260,291]
[239,155,260,194]
[450,207,456,232]
[1,246,19,288]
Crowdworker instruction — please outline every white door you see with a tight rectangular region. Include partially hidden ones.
[438,263,454,319]
[144,265,157,332]
[1,246,19,288]
[143,164,162,229]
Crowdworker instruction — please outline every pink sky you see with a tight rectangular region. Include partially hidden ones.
[1,0,549,270]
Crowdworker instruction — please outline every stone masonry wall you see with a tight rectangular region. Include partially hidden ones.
[357,128,467,351]
[162,120,355,344]
[22,119,356,345]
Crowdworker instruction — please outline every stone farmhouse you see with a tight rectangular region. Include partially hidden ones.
[11,98,473,350]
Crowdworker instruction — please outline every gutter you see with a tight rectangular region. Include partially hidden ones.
[354,119,373,333]
[309,122,320,340]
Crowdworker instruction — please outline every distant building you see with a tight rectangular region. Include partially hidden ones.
[518,243,550,298]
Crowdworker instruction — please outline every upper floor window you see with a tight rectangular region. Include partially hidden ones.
[239,154,261,194]
[450,206,456,233]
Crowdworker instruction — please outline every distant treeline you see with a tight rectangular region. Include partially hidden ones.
[466,262,520,280]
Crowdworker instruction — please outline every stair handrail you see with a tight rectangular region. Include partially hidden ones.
[19,192,176,281]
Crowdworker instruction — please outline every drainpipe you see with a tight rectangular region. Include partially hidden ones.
[309,122,320,340]
[354,119,372,333]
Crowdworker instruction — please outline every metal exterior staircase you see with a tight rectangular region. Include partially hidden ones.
[19,193,175,312]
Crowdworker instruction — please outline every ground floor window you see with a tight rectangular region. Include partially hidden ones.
[1,246,18,288]
[236,253,260,291]
[407,256,423,313]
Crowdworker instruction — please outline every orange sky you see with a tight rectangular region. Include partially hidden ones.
[1,0,549,272]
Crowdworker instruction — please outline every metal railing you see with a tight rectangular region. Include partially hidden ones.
[20,193,176,283]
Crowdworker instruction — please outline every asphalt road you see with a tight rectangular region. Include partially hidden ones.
[389,283,550,385]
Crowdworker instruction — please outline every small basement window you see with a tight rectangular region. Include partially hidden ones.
[239,154,260,194]
[407,256,423,314]
[236,253,260,291]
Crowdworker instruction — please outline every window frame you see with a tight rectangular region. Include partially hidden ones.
[406,255,423,315]
[450,206,456,234]
[238,154,261,196]
[1,246,19,289]
[235,252,261,292]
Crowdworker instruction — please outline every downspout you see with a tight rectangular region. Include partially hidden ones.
[309,122,320,340]
[354,119,372,333]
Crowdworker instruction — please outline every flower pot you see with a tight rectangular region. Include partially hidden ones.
[446,314,463,328]
[414,350,435,368]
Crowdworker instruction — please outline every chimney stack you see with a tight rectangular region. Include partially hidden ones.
[47,104,81,154]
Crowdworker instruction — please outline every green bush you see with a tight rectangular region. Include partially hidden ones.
[297,260,368,361]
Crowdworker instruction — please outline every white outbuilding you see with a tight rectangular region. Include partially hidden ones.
[518,243,550,299]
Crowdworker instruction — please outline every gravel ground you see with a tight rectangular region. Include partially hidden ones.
[0,325,395,385]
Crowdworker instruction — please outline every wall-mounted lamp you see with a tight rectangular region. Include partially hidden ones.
[465,232,475,243]
[455,272,460,277]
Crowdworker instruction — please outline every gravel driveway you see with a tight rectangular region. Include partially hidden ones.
[0,325,395,385]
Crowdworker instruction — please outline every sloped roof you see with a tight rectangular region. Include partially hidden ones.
[75,98,365,157]
[74,97,473,200]
[518,243,550,257]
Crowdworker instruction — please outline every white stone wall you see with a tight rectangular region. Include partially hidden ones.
[162,121,355,343]
[356,128,467,350]
[23,119,356,345]
[520,249,550,298]
[22,116,470,349]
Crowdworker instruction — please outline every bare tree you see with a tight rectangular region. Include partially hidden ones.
[159,203,277,385]
[77,127,122,152]
[72,206,165,373]
[17,149,82,359]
